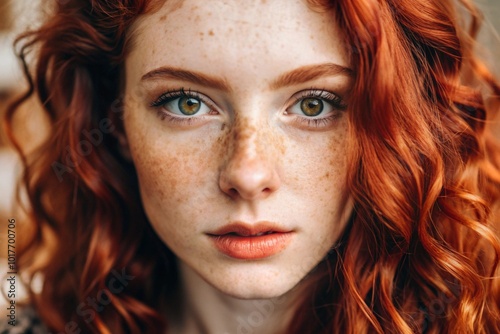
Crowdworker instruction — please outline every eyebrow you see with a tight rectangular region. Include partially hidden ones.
[141,67,231,91]
[270,63,353,90]
[140,63,353,91]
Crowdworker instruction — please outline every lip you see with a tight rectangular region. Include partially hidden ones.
[207,222,294,260]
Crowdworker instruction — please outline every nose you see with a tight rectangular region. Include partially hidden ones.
[219,120,281,201]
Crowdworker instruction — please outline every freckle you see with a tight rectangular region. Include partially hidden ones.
[157,155,179,197]
[159,14,167,21]
[209,29,214,36]
[221,123,226,131]
[157,181,165,198]
[276,135,285,154]
[175,194,187,205]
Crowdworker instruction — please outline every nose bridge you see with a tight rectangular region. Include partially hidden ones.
[231,116,267,162]
[219,113,281,201]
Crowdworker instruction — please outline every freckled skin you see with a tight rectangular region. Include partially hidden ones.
[123,0,353,301]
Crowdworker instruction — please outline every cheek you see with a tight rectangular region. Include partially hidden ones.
[324,133,349,197]
[135,142,215,207]
[129,136,219,251]
[288,125,349,203]
[123,113,218,226]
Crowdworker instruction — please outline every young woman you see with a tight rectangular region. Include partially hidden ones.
[3,0,500,333]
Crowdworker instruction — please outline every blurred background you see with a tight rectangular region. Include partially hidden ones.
[0,0,48,253]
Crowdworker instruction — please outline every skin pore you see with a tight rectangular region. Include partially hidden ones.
[123,0,353,332]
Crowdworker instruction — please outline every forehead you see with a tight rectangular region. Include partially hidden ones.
[126,0,349,85]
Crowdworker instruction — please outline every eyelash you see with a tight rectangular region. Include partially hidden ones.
[150,88,216,124]
[150,88,347,128]
[289,89,347,128]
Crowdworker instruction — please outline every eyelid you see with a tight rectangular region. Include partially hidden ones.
[284,89,348,130]
[150,88,216,112]
[150,88,222,126]
[288,89,347,112]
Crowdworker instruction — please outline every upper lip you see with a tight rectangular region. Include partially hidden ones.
[207,222,292,237]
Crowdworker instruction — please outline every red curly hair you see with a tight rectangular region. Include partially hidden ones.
[5,0,500,333]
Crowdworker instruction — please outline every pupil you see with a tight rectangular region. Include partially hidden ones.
[179,97,201,115]
[301,98,323,116]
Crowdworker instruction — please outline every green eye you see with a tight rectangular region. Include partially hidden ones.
[178,97,201,115]
[300,98,323,116]
[286,90,347,128]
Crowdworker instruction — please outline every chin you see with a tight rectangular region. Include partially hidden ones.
[205,267,306,300]
[218,285,291,300]
[178,249,316,302]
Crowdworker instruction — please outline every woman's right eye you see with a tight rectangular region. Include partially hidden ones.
[177,97,204,115]
[151,90,212,117]
[169,96,211,116]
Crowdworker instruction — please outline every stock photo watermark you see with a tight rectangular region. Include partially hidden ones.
[4,218,17,326]
[223,297,286,334]
[49,81,151,183]
[47,268,135,334]
[50,117,116,182]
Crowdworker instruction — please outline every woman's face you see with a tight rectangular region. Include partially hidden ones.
[124,0,353,299]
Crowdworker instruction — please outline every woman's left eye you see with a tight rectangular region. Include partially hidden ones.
[287,90,346,119]
[297,98,326,116]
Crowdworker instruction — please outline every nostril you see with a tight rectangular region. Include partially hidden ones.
[218,156,281,200]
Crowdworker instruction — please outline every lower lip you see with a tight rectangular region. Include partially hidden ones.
[209,232,293,260]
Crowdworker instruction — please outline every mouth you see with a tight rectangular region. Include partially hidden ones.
[208,222,292,237]
[207,222,294,260]
[224,231,275,237]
